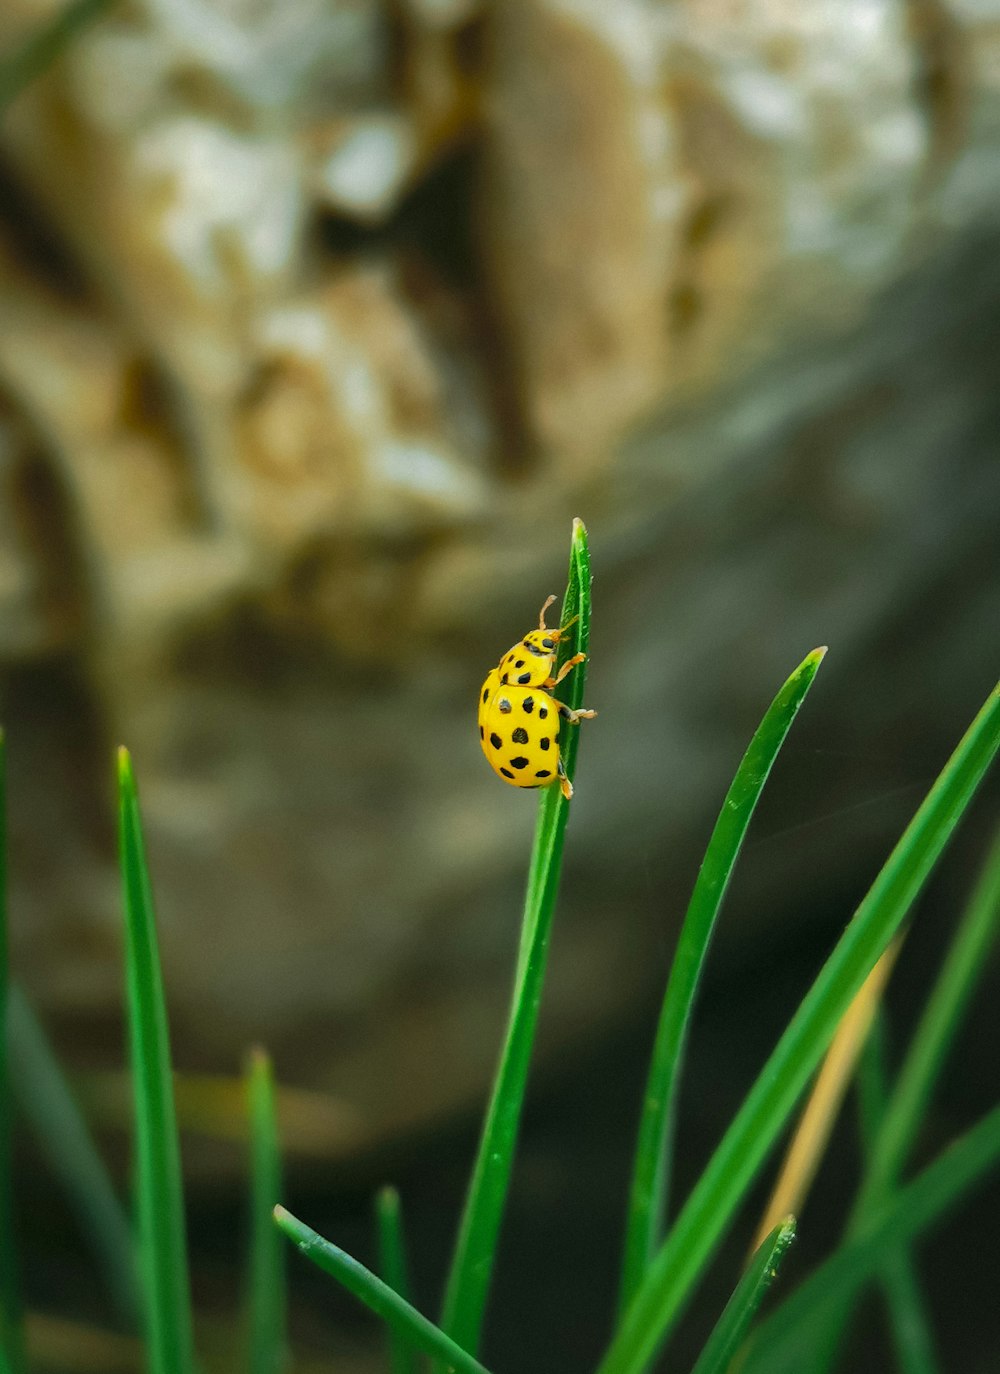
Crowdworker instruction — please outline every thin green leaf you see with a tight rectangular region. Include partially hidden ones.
[439,518,592,1357]
[804,822,1000,1373]
[875,1259,938,1374]
[689,1217,796,1374]
[596,680,1000,1374]
[853,1013,939,1374]
[274,1206,493,1374]
[7,985,141,1330]
[376,1187,417,1374]
[859,823,1000,1208]
[741,1100,1000,1372]
[0,0,117,113]
[855,1009,890,1152]
[245,1047,286,1374]
[620,649,826,1314]
[0,734,24,1373]
[118,747,196,1374]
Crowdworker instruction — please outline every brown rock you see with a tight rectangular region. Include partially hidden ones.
[0,0,997,1172]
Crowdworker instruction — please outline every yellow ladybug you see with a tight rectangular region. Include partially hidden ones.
[478,595,596,800]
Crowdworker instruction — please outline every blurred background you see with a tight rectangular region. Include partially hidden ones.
[0,0,998,1369]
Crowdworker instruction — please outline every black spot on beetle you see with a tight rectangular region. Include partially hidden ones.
[515,659,524,668]
[490,732,502,750]
[541,637,554,649]
[479,726,484,740]
[517,672,532,685]
[522,696,534,713]
[538,705,548,719]
[482,688,489,703]
[500,767,515,779]
[499,698,511,713]
[535,769,551,778]
[539,737,550,750]
[500,673,509,685]
[509,756,530,770]
[512,726,528,744]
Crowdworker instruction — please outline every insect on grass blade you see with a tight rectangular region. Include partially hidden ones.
[439,520,593,1360]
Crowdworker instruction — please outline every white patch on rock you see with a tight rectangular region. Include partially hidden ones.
[316,117,419,222]
[134,120,304,289]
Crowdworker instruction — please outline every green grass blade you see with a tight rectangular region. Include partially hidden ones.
[596,680,1000,1374]
[245,1048,286,1374]
[854,1017,939,1374]
[855,1009,890,1151]
[876,1258,938,1374]
[274,1206,493,1374]
[7,985,141,1330]
[741,1100,1000,1372]
[806,822,1000,1373]
[516,516,592,977]
[620,649,826,1314]
[439,518,592,1357]
[0,734,24,1374]
[118,747,196,1374]
[858,823,1000,1209]
[688,1217,796,1374]
[0,0,116,113]
[375,1187,417,1374]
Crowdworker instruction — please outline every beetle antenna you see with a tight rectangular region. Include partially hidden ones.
[538,594,557,629]
[555,613,579,639]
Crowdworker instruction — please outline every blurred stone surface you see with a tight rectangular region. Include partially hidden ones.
[0,0,997,1168]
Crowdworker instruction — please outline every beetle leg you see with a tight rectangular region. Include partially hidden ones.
[556,701,597,724]
[557,756,574,801]
[545,652,586,688]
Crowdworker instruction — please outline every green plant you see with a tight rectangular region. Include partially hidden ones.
[1,522,998,1374]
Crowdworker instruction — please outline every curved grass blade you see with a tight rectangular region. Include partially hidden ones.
[620,649,826,1314]
[748,939,899,1255]
[854,1017,938,1374]
[597,680,1000,1374]
[118,747,196,1374]
[0,0,116,113]
[858,823,1000,1209]
[875,1258,938,1374]
[802,822,1000,1373]
[7,986,141,1329]
[741,1100,1000,1372]
[439,518,592,1358]
[245,1048,286,1374]
[274,1206,492,1374]
[376,1187,417,1374]
[0,733,24,1373]
[689,1217,795,1374]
